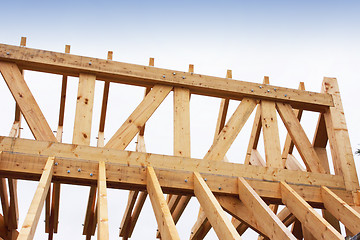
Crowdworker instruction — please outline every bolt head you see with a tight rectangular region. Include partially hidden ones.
[184,179,188,183]
[173,72,176,75]
[251,89,254,92]
[162,75,166,78]
[182,76,185,79]
[259,86,263,89]
[90,173,93,177]
[284,94,288,97]
[67,170,70,173]
[218,187,222,190]
[204,178,207,181]
[78,168,81,172]
[274,88,277,91]
[55,162,58,166]
[89,62,92,65]
[267,90,270,93]
[6,52,10,55]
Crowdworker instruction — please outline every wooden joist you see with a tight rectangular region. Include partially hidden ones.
[18,157,54,240]
[147,167,180,240]
[0,44,334,111]
[321,186,360,235]
[280,182,343,240]
[237,177,295,240]
[193,172,241,239]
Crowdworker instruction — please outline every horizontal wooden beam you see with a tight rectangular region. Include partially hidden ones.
[0,44,333,111]
[0,137,354,207]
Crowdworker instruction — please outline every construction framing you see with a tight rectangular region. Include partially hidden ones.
[0,37,359,240]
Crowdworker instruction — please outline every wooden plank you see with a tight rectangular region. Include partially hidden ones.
[217,195,267,236]
[280,182,343,240]
[126,191,147,237]
[291,219,303,239]
[0,137,349,198]
[321,186,360,234]
[119,191,139,237]
[213,70,232,139]
[322,77,359,191]
[276,103,326,173]
[0,44,334,111]
[72,73,96,145]
[237,177,295,239]
[7,178,18,230]
[18,157,54,240]
[261,100,282,168]
[147,167,180,240]
[83,187,97,236]
[0,62,56,142]
[98,51,113,133]
[193,172,241,239]
[105,85,172,150]
[58,45,70,127]
[205,98,257,161]
[244,76,270,164]
[139,57,155,136]
[97,161,109,240]
[49,44,70,236]
[189,209,211,240]
[0,178,9,227]
[281,82,304,163]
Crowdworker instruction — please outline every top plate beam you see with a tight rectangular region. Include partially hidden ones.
[0,44,332,111]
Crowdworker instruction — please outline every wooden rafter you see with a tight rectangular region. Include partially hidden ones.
[281,181,343,240]
[237,177,295,240]
[97,161,109,239]
[147,167,180,240]
[193,172,241,239]
[18,157,54,240]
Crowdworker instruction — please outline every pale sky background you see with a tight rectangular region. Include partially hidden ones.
[0,0,360,239]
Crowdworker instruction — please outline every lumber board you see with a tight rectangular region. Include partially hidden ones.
[72,73,96,145]
[261,100,283,168]
[0,44,334,111]
[193,172,241,240]
[280,182,343,240]
[18,157,54,240]
[244,76,269,164]
[0,178,9,227]
[119,190,138,237]
[205,98,256,161]
[276,103,326,173]
[237,177,295,240]
[322,77,359,191]
[321,186,360,234]
[0,62,56,142]
[213,70,232,139]
[105,85,172,150]
[0,137,350,200]
[147,167,180,240]
[281,82,304,162]
[97,161,109,240]
[217,196,267,236]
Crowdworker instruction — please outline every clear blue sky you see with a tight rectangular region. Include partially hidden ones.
[1,1,360,239]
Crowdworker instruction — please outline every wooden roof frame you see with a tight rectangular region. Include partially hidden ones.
[0,38,359,240]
